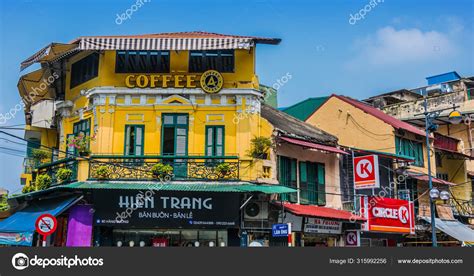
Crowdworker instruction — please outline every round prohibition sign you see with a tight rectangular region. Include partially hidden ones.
[35,214,58,236]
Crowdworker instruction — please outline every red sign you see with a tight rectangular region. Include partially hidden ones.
[345,231,360,247]
[35,214,58,236]
[152,238,168,247]
[359,196,415,234]
[353,155,380,189]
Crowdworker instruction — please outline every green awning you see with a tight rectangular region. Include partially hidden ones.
[61,181,297,194]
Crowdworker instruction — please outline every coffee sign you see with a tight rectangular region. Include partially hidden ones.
[125,70,224,94]
[93,190,240,229]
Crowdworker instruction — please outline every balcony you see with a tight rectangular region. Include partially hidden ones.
[29,155,242,190]
[88,155,240,181]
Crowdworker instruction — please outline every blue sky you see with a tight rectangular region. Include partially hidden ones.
[0,0,473,193]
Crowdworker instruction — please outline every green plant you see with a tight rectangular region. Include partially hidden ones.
[248,136,272,159]
[151,163,173,179]
[31,149,49,163]
[67,132,95,155]
[36,174,52,190]
[215,163,231,176]
[22,184,36,194]
[56,168,73,182]
[0,195,9,211]
[95,166,109,179]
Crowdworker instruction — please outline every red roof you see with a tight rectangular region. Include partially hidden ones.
[281,202,366,222]
[279,136,348,155]
[333,95,426,137]
[406,172,456,186]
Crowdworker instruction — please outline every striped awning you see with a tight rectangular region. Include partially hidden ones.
[78,37,254,51]
[20,43,79,71]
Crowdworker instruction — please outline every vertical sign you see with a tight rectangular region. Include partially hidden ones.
[345,231,360,247]
[353,155,380,189]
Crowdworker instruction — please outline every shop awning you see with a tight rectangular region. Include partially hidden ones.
[279,136,348,155]
[351,148,415,162]
[20,42,79,71]
[0,196,81,246]
[17,68,56,108]
[62,181,297,194]
[278,202,366,222]
[407,172,456,186]
[434,147,474,160]
[422,217,474,242]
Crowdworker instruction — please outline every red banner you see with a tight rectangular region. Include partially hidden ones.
[360,196,415,234]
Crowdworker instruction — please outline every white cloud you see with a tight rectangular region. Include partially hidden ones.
[347,26,458,67]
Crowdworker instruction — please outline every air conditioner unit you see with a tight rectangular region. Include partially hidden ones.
[244,197,269,221]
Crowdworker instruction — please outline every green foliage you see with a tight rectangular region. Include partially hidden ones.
[56,168,73,182]
[31,149,49,163]
[36,174,52,190]
[22,185,36,194]
[151,163,174,178]
[248,136,272,159]
[95,166,109,179]
[215,163,231,176]
[0,195,9,211]
[67,132,95,155]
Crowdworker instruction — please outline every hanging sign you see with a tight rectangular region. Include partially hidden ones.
[353,155,380,189]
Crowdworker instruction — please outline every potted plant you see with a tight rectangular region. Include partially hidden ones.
[67,132,95,157]
[215,163,231,177]
[151,163,173,179]
[22,184,36,194]
[95,165,109,180]
[31,149,49,165]
[248,136,272,159]
[36,174,52,191]
[56,168,73,183]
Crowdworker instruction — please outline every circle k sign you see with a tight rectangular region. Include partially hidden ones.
[353,155,380,189]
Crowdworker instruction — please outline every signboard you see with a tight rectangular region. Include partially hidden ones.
[353,155,380,189]
[0,232,34,246]
[345,230,360,247]
[272,223,290,237]
[35,214,58,236]
[304,218,342,234]
[125,70,224,94]
[359,196,415,234]
[152,238,169,247]
[93,190,240,229]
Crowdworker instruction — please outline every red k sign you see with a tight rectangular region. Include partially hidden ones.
[360,196,415,234]
[353,155,380,189]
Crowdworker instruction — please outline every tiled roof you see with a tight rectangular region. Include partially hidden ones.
[280,202,366,222]
[283,97,329,121]
[333,95,426,137]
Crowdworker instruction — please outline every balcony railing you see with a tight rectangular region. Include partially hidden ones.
[34,157,79,186]
[88,155,240,181]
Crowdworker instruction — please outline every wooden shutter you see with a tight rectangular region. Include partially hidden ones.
[307,162,318,205]
[317,163,326,206]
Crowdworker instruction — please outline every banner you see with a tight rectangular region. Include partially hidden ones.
[0,231,34,246]
[92,190,240,229]
[359,196,415,234]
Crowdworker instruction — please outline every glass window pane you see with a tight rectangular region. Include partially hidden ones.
[163,115,174,125]
[177,116,187,125]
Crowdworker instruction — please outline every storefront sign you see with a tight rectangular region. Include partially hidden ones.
[125,70,224,94]
[152,238,168,247]
[353,155,380,189]
[92,190,240,229]
[272,223,290,237]
[359,196,415,234]
[345,230,360,247]
[0,231,33,246]
[304,218,342,234]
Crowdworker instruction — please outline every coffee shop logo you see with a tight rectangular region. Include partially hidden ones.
[200,70,224,94]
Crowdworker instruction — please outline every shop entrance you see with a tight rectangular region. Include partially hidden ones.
[111,229,228,247]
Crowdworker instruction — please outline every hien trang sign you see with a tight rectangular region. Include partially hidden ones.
[353,155,380,189]
[125,69,224,94]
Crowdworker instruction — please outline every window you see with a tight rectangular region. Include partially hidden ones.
[436,173,448,181]
[124,125,144,156]
[70,53,99,88]
[161,114,188,178]
[189,50,234,73]
[395,137,424,167]
[299,161,326,205]
[435,152,443,167]
[205,126,224,157]
[116,51,170,73]
[278,156,297,203]
[71,119,91,154]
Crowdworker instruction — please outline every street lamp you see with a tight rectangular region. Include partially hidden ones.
[423,100,460,247]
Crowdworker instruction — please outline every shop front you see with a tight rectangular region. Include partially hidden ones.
[91,189,241,247]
